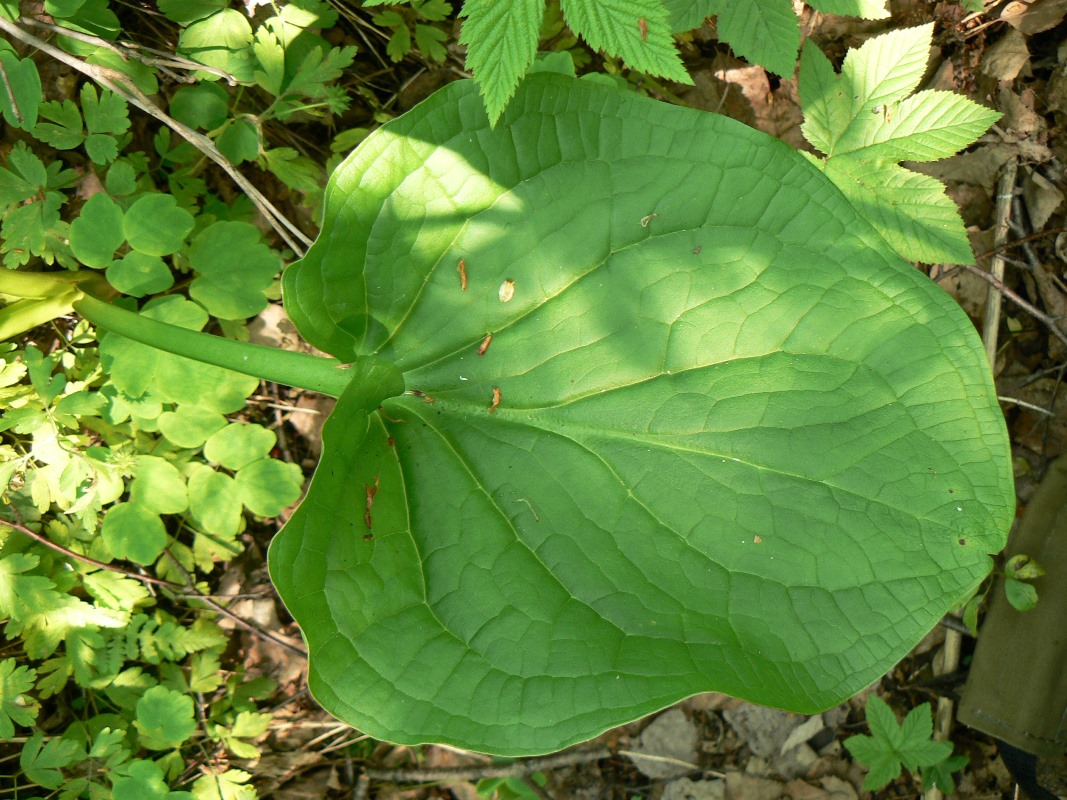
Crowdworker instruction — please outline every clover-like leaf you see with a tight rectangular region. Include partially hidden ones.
[235,458,303,517]
[107,251,175,297]
[270,74,1013,755]
[188,221,279,320]
[102,502,168,565]
[135,685,197,750]
[124,194,194,256]
[70,192,124,267]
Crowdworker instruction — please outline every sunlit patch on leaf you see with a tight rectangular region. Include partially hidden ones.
[270,74,1013,755]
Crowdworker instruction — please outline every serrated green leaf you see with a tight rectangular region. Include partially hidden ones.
[414,24,448,61]
[833,90,1002,162]
[187,221,279,319]
[0,553,60,621]
[85,132,120,164]
[812,156,975,264]
[112,759,172,800]
[0,657,38,738]
[135,685,197,750]
[922,753,969,793]
[561,0,691,83]
[252,26,285,95]
[235,458,304,517]
[123,194,195,256]
[260,147,322,194]
[106,252,175,297]
[811,23,935,156]
[1,191,69,268]
[102,502,168,565]
[70,193,125,267]
[204,423,276,471]
[191,768,256,800]
[460,0,543,125]
[385,24,411,62]
[34,98,85,149]
[81,83,129,135]
[662,0,715,32]
[847,697,955,789]
[106,160,138,195]
[1005,577,1038,610]
[798,42,849,157]
[714,0,799,76]
[271,74,1013,754]
[189,651,223,692]
[82,569,151,613]
[0,154,40,206]
[799,25,999,264]
[131,455,189,515]
[21,731,80,789]
[0,51,42,130]
[808,0,889,18]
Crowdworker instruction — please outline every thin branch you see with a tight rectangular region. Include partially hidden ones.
[0,15,311,254]
[162,549,309,658]
[0,516,182,588]
[363,745,612,783]
[998,395,1055,416]
[982,159,1018,367]
[960,262,1067,352]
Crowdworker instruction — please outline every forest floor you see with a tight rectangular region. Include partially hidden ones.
[120,1,1067,798]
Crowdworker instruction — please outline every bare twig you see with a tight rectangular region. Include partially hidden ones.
[363,745,612,783]
[982,159,1018,368]
[959,262,1067,352]
[998,395,1056,416]
[163,549,309,657]
[0,16,311,255]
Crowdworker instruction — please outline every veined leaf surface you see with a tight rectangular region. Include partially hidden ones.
[271,74,1013,756]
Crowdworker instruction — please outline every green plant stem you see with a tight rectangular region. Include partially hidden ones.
[73,293,353,397]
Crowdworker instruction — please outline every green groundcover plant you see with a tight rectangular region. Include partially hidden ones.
[43,66,1011,755]
[2,3,1012,769]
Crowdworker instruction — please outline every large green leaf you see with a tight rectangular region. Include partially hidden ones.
[270,74,1013,755]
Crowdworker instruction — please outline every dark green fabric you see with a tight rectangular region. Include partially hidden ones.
[960,456,1067,757]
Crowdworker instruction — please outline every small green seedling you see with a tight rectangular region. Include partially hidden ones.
[845,695,968,793]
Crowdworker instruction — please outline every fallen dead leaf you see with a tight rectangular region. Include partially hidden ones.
[1022,167,1064,230]
[1000,0,1067,34]
[982,28,1031,81]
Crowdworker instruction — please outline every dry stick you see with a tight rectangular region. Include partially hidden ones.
[958,264,1067,352]
[0,16,312,255]
[982,159,1019,367]
[162,549,309,658]
[362,745,612,783]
